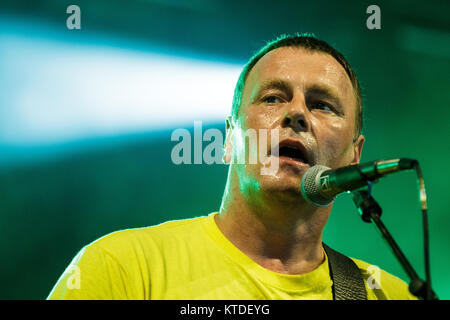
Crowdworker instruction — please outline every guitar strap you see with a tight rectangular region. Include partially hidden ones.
[323,243,367,300]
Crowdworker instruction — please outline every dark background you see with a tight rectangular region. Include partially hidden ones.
[0,0,449,299]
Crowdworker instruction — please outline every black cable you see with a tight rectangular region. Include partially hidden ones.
[414,162,432,300]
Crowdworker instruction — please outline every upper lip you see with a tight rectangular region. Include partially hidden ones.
[272,138,310,165]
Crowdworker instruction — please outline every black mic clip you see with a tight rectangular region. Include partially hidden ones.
[351,185,381,223]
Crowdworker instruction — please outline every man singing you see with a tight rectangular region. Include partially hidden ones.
[48,33,417,300]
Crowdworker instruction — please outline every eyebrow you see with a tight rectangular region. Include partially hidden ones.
[305,83,345,112]
[252,79,293,101]
[259,79,292,92]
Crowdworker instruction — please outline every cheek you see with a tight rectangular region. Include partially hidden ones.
[239,105,280,154]
[312,117,355,167]
[243,105,279,130]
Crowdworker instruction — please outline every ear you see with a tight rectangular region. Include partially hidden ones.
[350,134,365,165]
[223,116,234,164]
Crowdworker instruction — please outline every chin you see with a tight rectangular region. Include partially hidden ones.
[259,173,303,200]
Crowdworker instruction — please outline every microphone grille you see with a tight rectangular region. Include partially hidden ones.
[301,165,335,206]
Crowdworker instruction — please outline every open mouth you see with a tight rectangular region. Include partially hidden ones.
[273,139,310,165]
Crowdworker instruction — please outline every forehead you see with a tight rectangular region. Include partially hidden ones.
[244,46,355,105]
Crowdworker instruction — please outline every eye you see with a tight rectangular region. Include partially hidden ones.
[310,101,334,112]
[262,95,283,104]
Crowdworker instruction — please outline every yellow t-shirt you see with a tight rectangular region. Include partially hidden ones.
[47,212,417,300]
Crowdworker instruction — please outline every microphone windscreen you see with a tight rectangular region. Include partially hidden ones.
[301,165,335,206]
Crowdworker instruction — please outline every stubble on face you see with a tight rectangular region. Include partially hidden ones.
[231,46,360,202]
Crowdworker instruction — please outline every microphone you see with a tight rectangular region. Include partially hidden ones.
[301,158,418,206]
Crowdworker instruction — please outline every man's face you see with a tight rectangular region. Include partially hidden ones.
[225,46,364,201]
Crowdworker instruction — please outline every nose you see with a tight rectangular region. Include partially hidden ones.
[281,102,310,133]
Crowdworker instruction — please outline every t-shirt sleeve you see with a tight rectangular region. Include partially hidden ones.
[352,258,419,300]
[47,244,129,300]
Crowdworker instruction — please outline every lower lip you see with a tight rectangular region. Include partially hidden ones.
[278,156,309,166]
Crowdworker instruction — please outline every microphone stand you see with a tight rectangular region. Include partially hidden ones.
[351,188,438,300]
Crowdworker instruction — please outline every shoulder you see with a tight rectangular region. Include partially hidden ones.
[87,214,209,257]
[48,215,212,299]
[351,258,418,300]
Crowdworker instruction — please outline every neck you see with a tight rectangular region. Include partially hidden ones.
[216,167,331,275]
